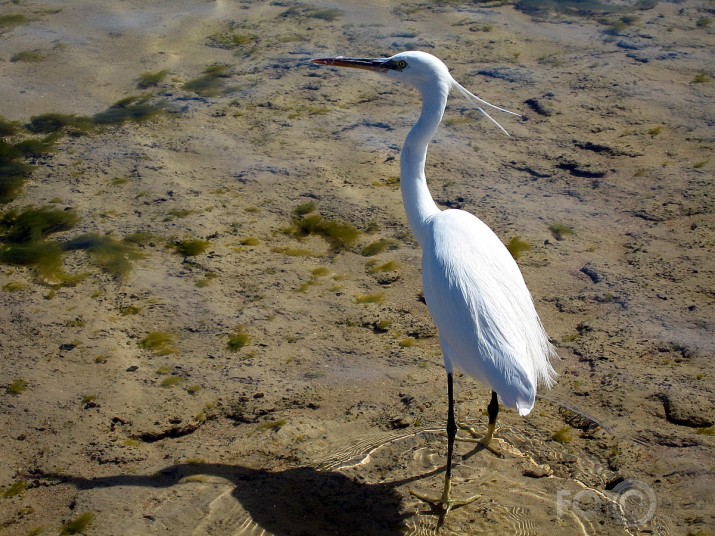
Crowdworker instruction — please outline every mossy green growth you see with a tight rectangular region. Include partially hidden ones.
[123,232,154,246]
[13,135,59,157]
[196,272,217,288]
[160,376,184,388]
[311,266,330,278]
[183,65,234,97]
[290,212,359,251]
[281,6,342,21]
[137,69,170,89]
[0,206,77,243]
[60,512,94,535]
[366,260,398,274]
[3,281,26,292]
[28,97,165,134]
[227,327,251,352]
[0,134,61,202]
[93,95,165,125]
[0,241,65,282]
[139,331,177,355]
[26,113,94,135]
[374,319,392,332]
[292,201,316,217]
[0,116,19,137]
[548,224,574,241]
[552,427,573,444]
[0,208,143,282]
[173,239,210,257]
[256,418,287,431]
[64,233,142,280]
[0,207,78,282]
[355,293,385,304]
[119,305,142,316]
[168,209,193,218]
[692,73,711,84]
[361,238,397,257]
[6,379,28,395]
[0,164,32,203]
[0,14,29,31]
[648,126,664,138]
[207,31,256,49]
[506,236,531,259]
[11,50,45,63]
[270,247,319,257]
[2,480,27,498]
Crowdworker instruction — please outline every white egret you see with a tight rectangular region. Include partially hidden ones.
[311,51,557,515]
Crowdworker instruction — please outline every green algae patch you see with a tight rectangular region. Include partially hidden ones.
[506,236,531,260]
[289,209,360,252]
[64,233,143,280]
[11,50,45,63]
[60,512,94,535]
[139,331,177,356]
[0,240,67,283]
[183,65,234,97]
[0,135,60,203]
[6,379,28,396]
[0,206,77,282]
[227,326,251,352]
[93,95,165,125]
[0,206,78,242]
[0,14,29,32]
[361,238,397,257]
[28,96,165,135]
[0,208,141,283]
[137,69,170,89]
[173,239,210,257]
[0,116,19,137]
[26,113,94,135]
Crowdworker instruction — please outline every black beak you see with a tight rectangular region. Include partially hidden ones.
[310,57,389,72]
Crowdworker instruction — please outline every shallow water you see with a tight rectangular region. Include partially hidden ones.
[1,1,712,535]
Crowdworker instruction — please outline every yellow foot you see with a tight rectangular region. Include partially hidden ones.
[410,488,480,517]
[457,422,505,458]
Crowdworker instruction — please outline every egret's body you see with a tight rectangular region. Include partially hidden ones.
[423,209,552,414]
[311,51,556,516]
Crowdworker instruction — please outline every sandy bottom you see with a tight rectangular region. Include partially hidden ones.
[0,1,713,534]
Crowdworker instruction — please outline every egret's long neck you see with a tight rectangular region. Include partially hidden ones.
[400,80,449,247]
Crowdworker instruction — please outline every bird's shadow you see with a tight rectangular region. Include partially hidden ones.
[42,462,410,535]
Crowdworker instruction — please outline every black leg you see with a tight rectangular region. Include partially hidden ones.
[445,372,457,484]
[410,371,481,516]
[487,390,499,425]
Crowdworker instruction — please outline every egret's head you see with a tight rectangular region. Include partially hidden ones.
[311,51,450,94]
[310,50,521,135]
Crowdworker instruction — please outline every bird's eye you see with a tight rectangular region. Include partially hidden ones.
[396,60,408,70]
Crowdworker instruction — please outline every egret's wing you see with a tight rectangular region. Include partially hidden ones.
[422,210,555,415]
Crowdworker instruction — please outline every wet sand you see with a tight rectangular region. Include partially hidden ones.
[0,1,713,534]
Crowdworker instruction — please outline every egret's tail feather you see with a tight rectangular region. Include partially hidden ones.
[450,78,521,137]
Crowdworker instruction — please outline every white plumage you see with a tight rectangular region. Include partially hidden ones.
[311,50,557,515]
[423,209,555,416]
